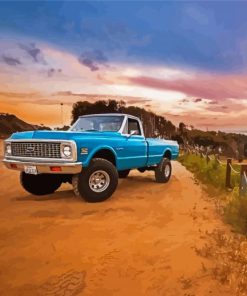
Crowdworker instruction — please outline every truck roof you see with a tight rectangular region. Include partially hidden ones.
[79,113,140,120]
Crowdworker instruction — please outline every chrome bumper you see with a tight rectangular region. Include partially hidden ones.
[3,159,82,174]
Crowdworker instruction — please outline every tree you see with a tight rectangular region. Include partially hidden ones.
[179,122,186,135]
[71,99,177,138]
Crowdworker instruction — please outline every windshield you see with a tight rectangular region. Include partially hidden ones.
[70,115,124,132]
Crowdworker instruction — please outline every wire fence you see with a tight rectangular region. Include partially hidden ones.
[181,146,247,196]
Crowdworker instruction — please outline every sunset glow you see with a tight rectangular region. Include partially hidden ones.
[1,1,247,132]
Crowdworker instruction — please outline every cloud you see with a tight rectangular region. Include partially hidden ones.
[52,91,151,104]
[127,98,152,105]
[181,98,190,103]
[178,97,203,105]
[79,58,99,71]
[53,91,80,97]
[1,55,21,66]
[205,99,247,114]
[78,50,108,72]
[0,90,71,106]
[47,68,62,77]
[121,74,247,101]
[0,40,68,79]
[208,100,218,105]
[0,90,153,108]
[19,43,46,64]
[0,91,38,98]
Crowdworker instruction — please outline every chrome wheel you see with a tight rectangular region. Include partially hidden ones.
[164,164,171,178]
[89,170,110,193]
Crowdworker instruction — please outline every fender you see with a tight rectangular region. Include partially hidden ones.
[163,148,172,160]
[82,145,118,167]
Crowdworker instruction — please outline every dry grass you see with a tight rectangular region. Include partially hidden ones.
[194,229,247,295]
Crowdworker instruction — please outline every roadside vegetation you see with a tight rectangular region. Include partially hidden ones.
[224,188,247,234]
[179,153,247,235]
[179,153,240,189]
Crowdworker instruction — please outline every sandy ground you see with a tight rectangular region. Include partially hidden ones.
[0,142,236,296]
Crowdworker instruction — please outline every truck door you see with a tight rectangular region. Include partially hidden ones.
[118,117,147,170]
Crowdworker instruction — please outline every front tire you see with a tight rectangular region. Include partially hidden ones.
[72,158,118,202]
[155,158,172,183]
[20,172,62,195]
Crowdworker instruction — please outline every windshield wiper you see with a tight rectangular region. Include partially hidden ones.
[84,129,100,132]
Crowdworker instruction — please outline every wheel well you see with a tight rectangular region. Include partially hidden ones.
[92,149,116,166]
[164,150,172,160]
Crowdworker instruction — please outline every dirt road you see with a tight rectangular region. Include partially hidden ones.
[0,155,235,295]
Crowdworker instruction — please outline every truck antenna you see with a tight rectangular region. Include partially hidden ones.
[60,103,64,126]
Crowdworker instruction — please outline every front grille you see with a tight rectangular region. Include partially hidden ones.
[11,142,61,159]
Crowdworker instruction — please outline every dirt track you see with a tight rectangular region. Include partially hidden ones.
[0,153,235,295]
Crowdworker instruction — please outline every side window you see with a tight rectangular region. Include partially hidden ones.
[128,118,141,135]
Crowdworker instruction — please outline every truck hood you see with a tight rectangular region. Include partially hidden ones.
[9,130,122,140]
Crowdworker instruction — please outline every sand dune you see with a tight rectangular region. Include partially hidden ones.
[0,155,236,295]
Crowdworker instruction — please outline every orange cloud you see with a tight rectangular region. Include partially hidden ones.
[0,91,154,126]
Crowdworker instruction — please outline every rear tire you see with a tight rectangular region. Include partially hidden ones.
[72,158,118,202]
[155,158,172,183]
[118,169,130,178]
[20,172,62,195]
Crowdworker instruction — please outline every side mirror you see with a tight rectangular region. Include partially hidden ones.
[127,130,137,138]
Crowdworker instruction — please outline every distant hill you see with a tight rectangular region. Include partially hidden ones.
[0,113,50,138]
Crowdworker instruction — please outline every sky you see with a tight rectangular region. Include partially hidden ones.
[0,1,247,132]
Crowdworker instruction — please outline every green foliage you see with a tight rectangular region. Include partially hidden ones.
[179,153,239,189]
[179,153,247,234]
[224,188,247,234]
[71,99,176,138]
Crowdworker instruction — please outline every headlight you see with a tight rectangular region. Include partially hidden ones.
[61,144,72,158]
[5,143,11,156]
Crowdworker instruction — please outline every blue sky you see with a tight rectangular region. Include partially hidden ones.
[1,1,247,72]
[0,1,247,131]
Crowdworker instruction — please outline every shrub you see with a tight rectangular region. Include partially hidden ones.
[179,153,239,189]
[224,188,247,234]
[179,153,247,234]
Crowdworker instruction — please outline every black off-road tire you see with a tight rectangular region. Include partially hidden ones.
[118,169,130,178]
[20,172,62,195]
[155,158,172,183]
[72,158,118,202]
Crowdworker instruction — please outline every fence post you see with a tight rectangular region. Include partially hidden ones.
[225,158,232,189]
[239,164,247,196]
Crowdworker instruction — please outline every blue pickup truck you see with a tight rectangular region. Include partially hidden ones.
[3,113,179,202]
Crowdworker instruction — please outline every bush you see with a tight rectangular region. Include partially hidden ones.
[179,153,239,189]
[224,188,247,234]
[179,153,247,234]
